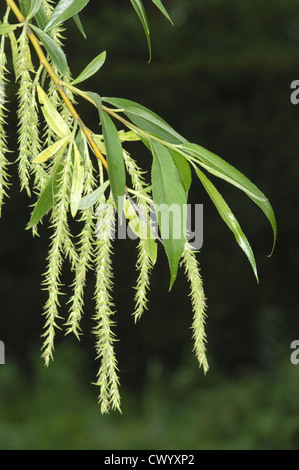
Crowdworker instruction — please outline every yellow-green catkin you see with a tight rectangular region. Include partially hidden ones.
[65,137,96,338]
[123,151,153,321]
[41,145,73,366]
[16,27,40,196]
[182,242,209,374]
[93,198,121,414]
[0,35,10,217]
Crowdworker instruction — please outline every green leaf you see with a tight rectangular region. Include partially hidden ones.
[182,142,277,255]
[33,136,69,164]
[101,113,126,217]
[103,97,186,145]
[151,0,174,25]
[151,141,187,289]
[88,93,126,216]
[44,0,90,32]
[171,151,192,195]
[37,85,70,138]
[0,24,20,35]
[195,166,258,282]
[73,13,87,39]
[129,0,151,62]
[79,180,110,210]
[19,0,30,17]
[70,143,85,217]
[27,165,62,229]
[31,25,69,76]
[71,52,106,85]
[27,0,43,20]
[34,4,48,30]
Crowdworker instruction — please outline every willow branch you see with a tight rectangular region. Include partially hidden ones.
[6,0,108,171]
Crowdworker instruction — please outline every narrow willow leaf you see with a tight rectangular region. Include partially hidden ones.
[130,0,151,62]
[89,93,126,216]
[71,52,106,85]
[151,141,187,289]
[171,151,192,195]
[103,97,186,144]
[34,4,49,30]
[151,0,174,25]
[44,0,90,32]
[31,25,69,76]
[27,164,63,229]
[101,113,126,216]
[182,142,277,255]
[27,0,43,20]
[78,180,110,210]
[0,24,20,35]
[195,166,258,282]
[33,136,69,163]
[19,0,30,16]
[73,13,86,38]
[70,143,85,217]
[37,85,70,138]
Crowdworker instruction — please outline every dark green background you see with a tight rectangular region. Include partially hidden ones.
[0,0,298,449]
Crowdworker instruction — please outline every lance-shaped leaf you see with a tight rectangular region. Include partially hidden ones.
[70,143,85,217]
[44,0,90,32]
[27,0,43,20]
[171,151,192,196]
[151,141,187,289]
[71,52,106,85]
[101,113,126,216]
[79,180,110,210]
[37,85,70,138]
[152,0,174,25]
[19,0,30,16]
[103,97,186,144]
[195,166,258,282]
[181,142,277,255]
[130,0,151,62]
[27,164,63,229]
[33,136,69,164]
[34,4,48,30]
[88,93,126,216]
[73,13,86,38]
[31,26,69,76]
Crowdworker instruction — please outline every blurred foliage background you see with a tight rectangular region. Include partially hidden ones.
[0,0,299,449]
